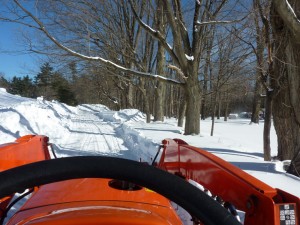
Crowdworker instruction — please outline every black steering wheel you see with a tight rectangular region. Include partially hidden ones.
[0,156,240,225]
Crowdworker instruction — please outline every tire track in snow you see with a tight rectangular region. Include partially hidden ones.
[54,109,127,157]
[93,122,114,152]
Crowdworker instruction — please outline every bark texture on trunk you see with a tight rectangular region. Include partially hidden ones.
[287,151,300,176]
[271,1,300,176]
[177,99,186,128]
[138,78,151,123]
[154,82,165,121]
[251,81,262,124]
[153,2,165,122]
[184,66,201,134]
[263,90,272,161]
[154,43,166,121]
[126,83,134,108]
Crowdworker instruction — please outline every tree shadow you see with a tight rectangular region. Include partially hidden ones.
[203,147,264,158]
[202,147,282,173]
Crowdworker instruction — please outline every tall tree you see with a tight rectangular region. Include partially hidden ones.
[153,1,166,122]
[272,0,300,176]
[130,0,236,134]
[250,0,264,124]
[251,0,273,161]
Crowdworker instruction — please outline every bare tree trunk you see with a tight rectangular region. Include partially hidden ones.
[153,1,165,122]
[201,88,207,120]
[217,93,221,120]
[287,151,300,176]
[184,89,201,134]
[166,84,174,118]
[273,108,300,160]
[201,30,214,121]
[224,101,229,122]
[154,81,165,121]
[153,41,165,121]
[127,83,134,108]
[210,96,217,136]
[251,81,262,124]
[271,1,300,176]
[177,92,186,128]
[210,81,219,136]
[184,65,201,134]
[263,90,273,161]
[251,4,264,124]
[253,0,273,161]
[224,88,229,121]
[138,78,151,123]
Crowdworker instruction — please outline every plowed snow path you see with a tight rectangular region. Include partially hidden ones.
[52,109,128,157]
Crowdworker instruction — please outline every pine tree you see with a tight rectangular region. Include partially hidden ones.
[51,72,77,106]
[9,76,36,97]
[0,74,10,89]
[34,63,55,100]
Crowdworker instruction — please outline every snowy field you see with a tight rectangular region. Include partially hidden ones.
[0,87,299,200]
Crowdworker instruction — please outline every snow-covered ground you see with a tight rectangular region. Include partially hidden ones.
[0,88,299,201]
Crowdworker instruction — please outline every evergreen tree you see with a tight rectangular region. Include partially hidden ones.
[35,62,53,86]
[9,76,36,97]
[34,62,55,100]
[51,72,77,106]
[0,74,9,89]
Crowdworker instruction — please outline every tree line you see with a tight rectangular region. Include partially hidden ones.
[0,60,253,118]
[0,63,77,105]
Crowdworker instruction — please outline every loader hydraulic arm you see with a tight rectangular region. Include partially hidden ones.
[158,138,300,225]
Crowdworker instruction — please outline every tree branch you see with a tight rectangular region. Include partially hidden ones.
[13,0,184,86]
[174,0,191,54]
[0,16,40,30]
[196,15,248,26]
[162,0,187,68]
[128,0,181,67]
[167,64,187,80]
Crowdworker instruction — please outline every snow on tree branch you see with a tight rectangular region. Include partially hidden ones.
[13,0,184,86]
[285,0,300,23]
[196,16,248,26]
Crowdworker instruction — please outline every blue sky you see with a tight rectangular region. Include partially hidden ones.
[0,22,39,80]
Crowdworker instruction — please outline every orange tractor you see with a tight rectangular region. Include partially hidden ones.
[0,135,299,224]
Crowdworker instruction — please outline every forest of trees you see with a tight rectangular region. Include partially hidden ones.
[0,0,300,177]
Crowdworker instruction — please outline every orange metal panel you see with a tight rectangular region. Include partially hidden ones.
[158,138,300,225]
[7,178,183,225]
[9,201,182,225]
[0,135,51,215]
[20,178,173,209]
[0,135,50,172]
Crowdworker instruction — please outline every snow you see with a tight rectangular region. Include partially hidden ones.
[185,54,194,61]
[167,43,173,50]
[0,88,300,223]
